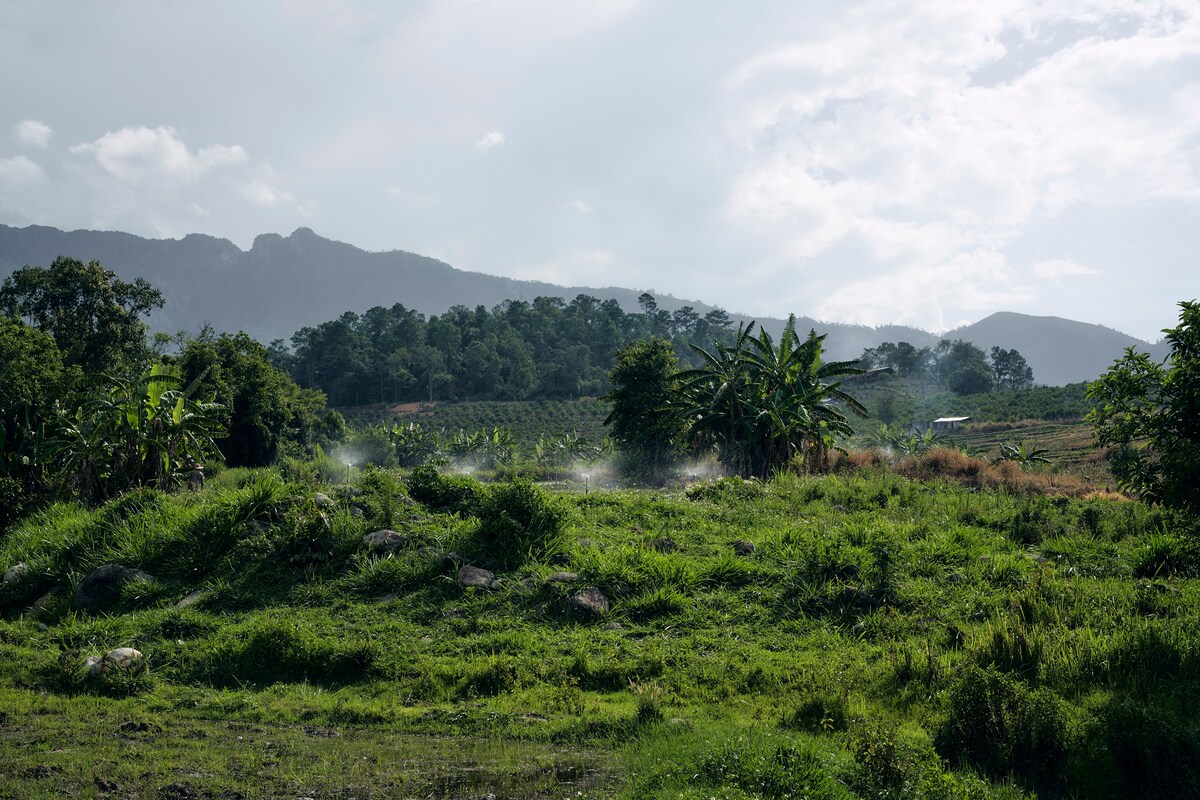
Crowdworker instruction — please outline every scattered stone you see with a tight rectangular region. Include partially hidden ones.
[602,622,623,630]
[86,647,144,676]
[363,529,408,554]
[176,590,206,609]
[457,565,498,589]
[576,538,595,550]
[647,536,678,553]
[570,587,610,616]
[441,551,465,570]
[158,783,198,800]
[313,492,334,508]
[22,765,63,778]
[94,776,119,792]
[349,506,364,517]
[1030,554,1051,565]
[547,571,578,584]
[74,565,154,613]
[732,540,756,556]
[374,593,398,604]
[3,562,31,583]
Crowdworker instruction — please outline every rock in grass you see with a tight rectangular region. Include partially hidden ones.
[176,590,206,609]
[3,563,31,583]
[314,492,334,508]
[85,647,144,675]
[74,565,153,613]
[732,540,756,556]
[547,571,578,584]
[363,529,408,554]
[570,587,610,616]
[457,564,498,589]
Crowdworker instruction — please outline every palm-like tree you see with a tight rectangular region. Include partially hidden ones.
[49,364,224,503]
[673,316,866,478]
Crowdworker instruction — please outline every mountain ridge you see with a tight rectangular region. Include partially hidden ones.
[0,223,1168,385]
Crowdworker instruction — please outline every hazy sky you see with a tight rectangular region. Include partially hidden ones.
[1,1,1197,340]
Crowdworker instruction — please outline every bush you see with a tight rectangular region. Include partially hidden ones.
[188,616,376,687]
[472,479,570,567]
[1092,699,1200,797]
[406,465,481,515]
[936,666,1070,790]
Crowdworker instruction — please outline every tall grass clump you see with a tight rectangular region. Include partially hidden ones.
[471,479,570,568]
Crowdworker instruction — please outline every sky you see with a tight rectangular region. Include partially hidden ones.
[0,1,1197,341]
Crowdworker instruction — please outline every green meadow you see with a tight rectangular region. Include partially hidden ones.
[3,461,1197,799]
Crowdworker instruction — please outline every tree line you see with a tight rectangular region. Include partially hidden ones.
[858,339,1034,394]
[273,293,738,407]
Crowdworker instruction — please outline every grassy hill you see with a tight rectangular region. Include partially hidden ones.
[2,463,1197,797]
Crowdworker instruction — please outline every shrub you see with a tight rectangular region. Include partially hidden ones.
[188,616,376,687]
[782,691,850,733]
[406,465,480,515]
[472,479,570,567]
[1093,699,1200,797]
[936,666,1070,790]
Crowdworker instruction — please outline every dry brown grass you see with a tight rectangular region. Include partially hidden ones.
[830,446,1102,498]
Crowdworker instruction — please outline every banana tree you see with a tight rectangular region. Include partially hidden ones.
[673,316,866,478]
[48,364,224,504]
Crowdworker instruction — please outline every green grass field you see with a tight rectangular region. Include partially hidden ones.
[2,461,1197,798]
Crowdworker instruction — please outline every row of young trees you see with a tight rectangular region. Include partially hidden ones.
[273,293,738,407]
[858,339,1034,394]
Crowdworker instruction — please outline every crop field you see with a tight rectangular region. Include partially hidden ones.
[944,420,1109,477]
[346,398,611,447]
[2,461,1197,798]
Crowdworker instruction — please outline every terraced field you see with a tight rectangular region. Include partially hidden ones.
[945,419,1110,477]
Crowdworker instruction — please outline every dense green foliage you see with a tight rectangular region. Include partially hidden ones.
[860,339,1033,395]
[178,329,339,466]
[674,318,865,477]
[1088,300,1200,513]
[604,338,686,482]
[0,256,163,375]
[2,465,1198,797]
[277,294,736,406]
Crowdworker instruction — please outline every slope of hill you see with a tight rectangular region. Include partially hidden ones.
[0,223,1163,384]
[950,311,1154,386]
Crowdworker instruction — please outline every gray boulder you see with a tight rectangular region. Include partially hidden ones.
[74,565,153,613]
[570,587,610,616]
[3,563,31,583]
[363,529,408,554]
[457,565,499,589]
[86,647,144,675]
[732,540,756,556]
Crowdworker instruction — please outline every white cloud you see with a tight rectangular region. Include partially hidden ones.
[15,120,52,148]
[70,126,247,185]
[0,155,45,184]
[475,131,505,152]
[560,199,591,214]
[186,202,209,218]
[723,1,1200,328]
[239,180,295,206]
[816,250,1036,333]
[1033,258,1099,282]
